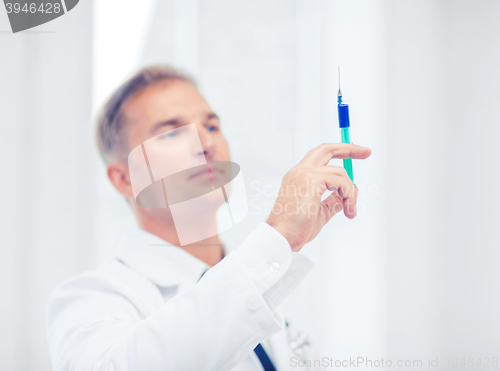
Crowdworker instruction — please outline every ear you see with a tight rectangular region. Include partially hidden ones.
[107,161,134,199]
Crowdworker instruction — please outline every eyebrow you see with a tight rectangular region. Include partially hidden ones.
[149,112,220,135]
[149,118,182,135]
[207,112,220,121]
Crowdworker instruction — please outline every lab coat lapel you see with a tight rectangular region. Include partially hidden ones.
[115,228,211,295]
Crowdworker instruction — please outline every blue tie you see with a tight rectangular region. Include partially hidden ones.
[253,343,277,371]
[199,270,277,370]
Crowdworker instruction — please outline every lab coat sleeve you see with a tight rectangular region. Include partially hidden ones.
[46,222,314,371]
[229,222,315,312]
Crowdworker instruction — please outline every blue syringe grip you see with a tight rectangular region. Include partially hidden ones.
[338,104,350,128]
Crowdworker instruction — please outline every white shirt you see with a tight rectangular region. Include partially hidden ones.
[46,222,317,370]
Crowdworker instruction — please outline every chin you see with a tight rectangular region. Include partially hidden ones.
[191,189,226,211]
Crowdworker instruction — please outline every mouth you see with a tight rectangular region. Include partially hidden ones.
[188,165,222,180]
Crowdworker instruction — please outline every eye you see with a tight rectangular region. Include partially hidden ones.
[159,130,177,139]
[207,125,218,132]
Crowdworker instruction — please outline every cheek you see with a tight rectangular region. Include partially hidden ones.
[216,137,231,159]
[144,141,180,164]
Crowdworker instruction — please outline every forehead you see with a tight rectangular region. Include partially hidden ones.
[122,79,211,124]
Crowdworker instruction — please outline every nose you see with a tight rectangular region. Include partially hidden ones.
[195,124,215,161]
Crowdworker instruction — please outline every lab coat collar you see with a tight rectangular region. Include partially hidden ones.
[115,227,212,294]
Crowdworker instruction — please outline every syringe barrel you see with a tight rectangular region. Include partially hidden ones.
[338,103,350,128]
[337,101,355,185]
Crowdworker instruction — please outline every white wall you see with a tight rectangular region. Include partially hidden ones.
[0,2,94,370]
[384,0,500,364]
[1,1,500,370]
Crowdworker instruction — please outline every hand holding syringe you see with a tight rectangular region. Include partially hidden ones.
[266,67,369,251]
[266,143,371,252]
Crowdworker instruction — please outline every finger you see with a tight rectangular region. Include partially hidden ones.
[322,173,357,219]
[321,192,344,221]
[314,165,351,176]
[314,165,356,186]
[299,143,372,167]
[314,166,360,204]
[313,165,356,198]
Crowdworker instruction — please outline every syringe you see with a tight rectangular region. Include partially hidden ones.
[337,67,355,186]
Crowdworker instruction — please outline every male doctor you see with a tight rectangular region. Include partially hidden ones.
[46,65,372,370]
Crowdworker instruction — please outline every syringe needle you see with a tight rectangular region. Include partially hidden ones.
[337,65,342,97]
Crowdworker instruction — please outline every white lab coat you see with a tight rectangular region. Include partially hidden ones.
[46,222,319,370]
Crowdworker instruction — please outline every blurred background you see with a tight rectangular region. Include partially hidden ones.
[1,0,499,370]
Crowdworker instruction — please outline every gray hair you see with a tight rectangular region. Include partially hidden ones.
[95,65,197,164]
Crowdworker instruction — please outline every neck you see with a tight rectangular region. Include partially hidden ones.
[134,205,223,267]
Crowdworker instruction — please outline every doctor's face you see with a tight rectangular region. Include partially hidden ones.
[122,79,231,204]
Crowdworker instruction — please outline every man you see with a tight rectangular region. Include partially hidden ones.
[46,65,371,370]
